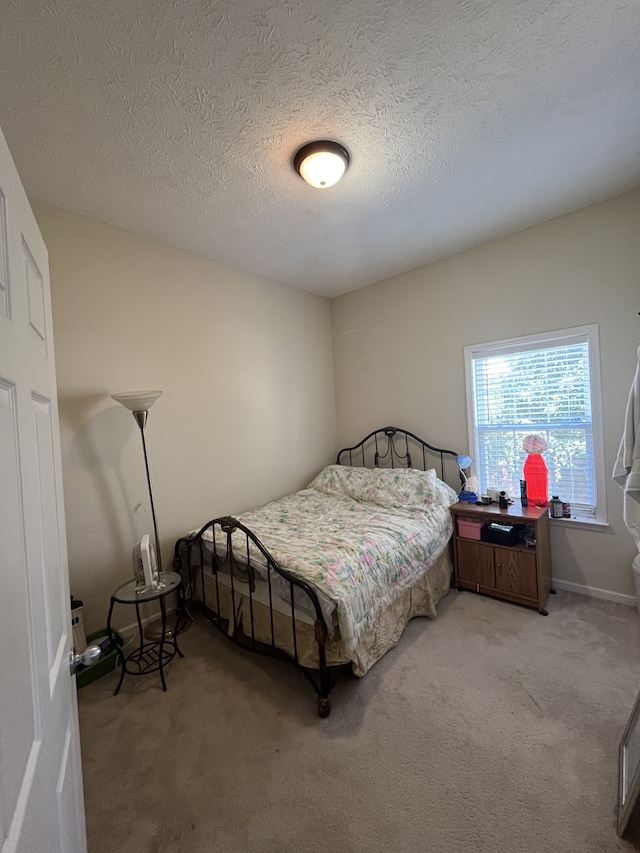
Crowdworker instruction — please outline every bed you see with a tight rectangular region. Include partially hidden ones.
[173,427,462,717]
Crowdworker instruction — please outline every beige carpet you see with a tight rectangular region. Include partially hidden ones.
[78,589,640,853]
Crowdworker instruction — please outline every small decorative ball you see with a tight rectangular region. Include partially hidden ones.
[523,435,548,454]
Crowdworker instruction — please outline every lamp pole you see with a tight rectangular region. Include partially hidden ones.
[111,390,164,578]
[132,409,162,573]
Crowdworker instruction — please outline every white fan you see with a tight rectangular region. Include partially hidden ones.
[132,533,159,590]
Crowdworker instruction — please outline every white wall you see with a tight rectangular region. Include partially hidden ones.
[331,189,640,603]
[33,202,337,632]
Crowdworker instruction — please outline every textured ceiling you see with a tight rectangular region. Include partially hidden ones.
[1,0,639,297]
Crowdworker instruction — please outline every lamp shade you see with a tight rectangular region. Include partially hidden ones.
[111,390,163,412]
[456,453,476,500]
[294,141,350,188]
[456,454,473,470]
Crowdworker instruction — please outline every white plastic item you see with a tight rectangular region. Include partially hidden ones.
[633,554,640,616]
[132,534,159,588]
[71,604,87,653]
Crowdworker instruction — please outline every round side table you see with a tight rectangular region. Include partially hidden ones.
[106,572,185,694]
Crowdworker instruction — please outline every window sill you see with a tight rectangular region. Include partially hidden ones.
[550,515,609,529]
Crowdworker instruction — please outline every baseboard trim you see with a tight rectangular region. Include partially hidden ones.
[117,604,177,639]
[553,578,637,608]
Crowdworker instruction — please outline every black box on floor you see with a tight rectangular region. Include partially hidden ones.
[76,629,124,689]
[481,522,520,547]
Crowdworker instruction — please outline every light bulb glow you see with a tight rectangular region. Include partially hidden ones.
[294,141,350,189]
[299,151,346,188]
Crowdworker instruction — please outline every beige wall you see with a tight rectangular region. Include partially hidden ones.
[33,190,640,627]
[331,189,640,602]
[33,202,337,632]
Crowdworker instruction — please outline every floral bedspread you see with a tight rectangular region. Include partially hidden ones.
[201,465,458,654]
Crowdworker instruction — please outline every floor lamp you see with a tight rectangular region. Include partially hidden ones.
[111,390,164,582]
[111,389,189,638]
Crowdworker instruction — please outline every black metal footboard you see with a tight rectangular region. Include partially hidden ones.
[173,517,335,717]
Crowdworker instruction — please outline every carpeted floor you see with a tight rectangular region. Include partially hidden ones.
[78,589,640,853]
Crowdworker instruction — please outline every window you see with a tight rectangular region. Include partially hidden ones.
[464,325,606,522]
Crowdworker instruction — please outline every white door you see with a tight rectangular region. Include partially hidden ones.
[0,129,87,852]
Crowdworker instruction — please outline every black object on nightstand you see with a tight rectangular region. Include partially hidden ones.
[106,571,185,694]
[481,522,521,547]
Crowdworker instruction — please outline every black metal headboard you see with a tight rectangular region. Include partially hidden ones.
[336,426,462,488]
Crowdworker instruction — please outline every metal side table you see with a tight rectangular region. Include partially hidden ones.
[107,571,185,694]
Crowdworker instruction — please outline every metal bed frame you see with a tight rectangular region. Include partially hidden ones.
[173,426,461,718]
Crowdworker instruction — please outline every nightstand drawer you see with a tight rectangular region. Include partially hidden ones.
[494,547,538,599]
[456,539,495,587]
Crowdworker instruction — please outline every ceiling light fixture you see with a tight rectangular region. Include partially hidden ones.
[294,140,350,189]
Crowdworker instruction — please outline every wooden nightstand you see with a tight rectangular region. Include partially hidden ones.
[450,501,554,615]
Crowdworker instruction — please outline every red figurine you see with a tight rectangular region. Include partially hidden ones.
[523,435,549,507]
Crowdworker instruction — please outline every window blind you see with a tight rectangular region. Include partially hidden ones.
[471,341,595,512]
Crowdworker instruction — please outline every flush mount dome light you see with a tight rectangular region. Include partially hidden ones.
[294,140,350,188]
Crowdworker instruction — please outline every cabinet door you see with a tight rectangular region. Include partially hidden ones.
[457,539,495,588]
[494,547,538,600]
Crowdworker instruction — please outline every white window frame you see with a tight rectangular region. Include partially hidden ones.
[464,324,607,525]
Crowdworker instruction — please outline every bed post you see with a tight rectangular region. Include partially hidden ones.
[314,619,331,718]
